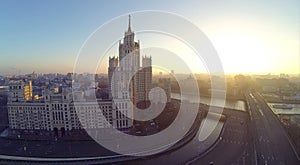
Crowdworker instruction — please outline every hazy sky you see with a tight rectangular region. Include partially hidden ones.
[0,0,299,75]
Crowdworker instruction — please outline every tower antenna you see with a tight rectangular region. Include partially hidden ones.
[128,15,131,32]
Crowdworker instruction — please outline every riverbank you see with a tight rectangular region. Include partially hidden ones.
[171,93,246,112]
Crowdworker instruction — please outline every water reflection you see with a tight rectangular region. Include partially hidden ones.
[267,103,300,115]
[171,93,246,111]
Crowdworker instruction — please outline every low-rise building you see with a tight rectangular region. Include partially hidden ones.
[7,82,131,132]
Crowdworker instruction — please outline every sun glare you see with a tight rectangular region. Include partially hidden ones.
[212,32,271,73]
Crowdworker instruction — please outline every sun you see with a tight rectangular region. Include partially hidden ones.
[210,31,275,74]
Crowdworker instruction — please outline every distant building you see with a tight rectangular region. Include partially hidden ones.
[157,78,171,103]
[0,86,9,96]
[8,80,32,102]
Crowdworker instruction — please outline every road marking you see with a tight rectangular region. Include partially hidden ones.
[259,136,262,142]
[256,108,264,116]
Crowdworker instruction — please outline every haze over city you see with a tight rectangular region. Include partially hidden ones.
[0,0,299,75]
[0,1,300,165]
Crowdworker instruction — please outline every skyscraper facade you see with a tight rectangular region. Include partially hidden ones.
[108,15,152,124]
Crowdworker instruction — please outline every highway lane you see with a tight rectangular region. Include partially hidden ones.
[246,90,299,165]
[188,110,251,165]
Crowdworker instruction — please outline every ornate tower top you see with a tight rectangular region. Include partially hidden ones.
[128,15,131,32]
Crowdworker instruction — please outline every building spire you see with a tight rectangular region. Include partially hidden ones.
[128,15,131,32]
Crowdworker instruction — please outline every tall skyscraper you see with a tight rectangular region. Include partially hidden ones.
[7,16,151,132]
[108,15,152,124]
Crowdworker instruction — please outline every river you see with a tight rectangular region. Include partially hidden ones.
[267,103,300,115]
[171,93,246,111]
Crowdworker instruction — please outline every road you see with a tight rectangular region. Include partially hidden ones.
[188,109,251,165]
[112,107,249,165]
[110,106,224,165]
[246,89,299,165]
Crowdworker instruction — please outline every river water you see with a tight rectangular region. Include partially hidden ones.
[267,103,300,115]
[171,93,246,111]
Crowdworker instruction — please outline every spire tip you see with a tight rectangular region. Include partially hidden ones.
[128,15,131,32]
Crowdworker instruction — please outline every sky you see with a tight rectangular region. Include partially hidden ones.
[0,0,299,75]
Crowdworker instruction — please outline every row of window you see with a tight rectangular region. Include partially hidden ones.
[7,102,130,130]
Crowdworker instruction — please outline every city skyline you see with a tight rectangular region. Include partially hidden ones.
[0,0,299,75]
[0,1,299,164]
